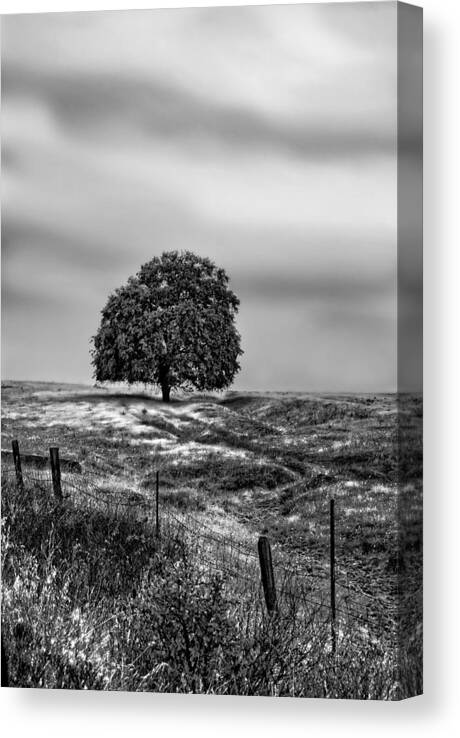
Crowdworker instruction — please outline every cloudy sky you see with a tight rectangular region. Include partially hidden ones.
[1,2,420,392]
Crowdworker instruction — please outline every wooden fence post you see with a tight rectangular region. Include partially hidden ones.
[258,535,277,615]
[11,439,24,492]
[330,498,337,653]
[49,447,62,500]
[155,470,160,539]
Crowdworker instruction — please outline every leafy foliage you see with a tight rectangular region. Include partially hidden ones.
[92,251,242,400]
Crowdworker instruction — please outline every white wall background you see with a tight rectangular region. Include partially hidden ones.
[1,0,458,736]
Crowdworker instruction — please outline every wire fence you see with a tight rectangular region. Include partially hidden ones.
[1,442,418,646]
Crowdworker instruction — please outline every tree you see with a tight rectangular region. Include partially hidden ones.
[91,251,242,402]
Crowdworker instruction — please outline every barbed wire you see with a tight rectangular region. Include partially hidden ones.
[1,456,420,641]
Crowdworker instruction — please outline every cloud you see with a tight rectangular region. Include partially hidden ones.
[2,3,400,159]
[0,3,420,392]
[4,64,396,162]
[234,270,395,305]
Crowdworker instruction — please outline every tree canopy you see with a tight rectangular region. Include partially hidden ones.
[91,251,242,401]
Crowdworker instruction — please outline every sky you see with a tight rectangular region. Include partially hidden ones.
[1,2,422,392]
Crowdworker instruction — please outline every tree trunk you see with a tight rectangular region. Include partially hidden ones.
[161,382,170,403]
[159,362,171,402]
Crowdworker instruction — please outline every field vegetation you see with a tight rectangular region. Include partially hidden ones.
[1,381,422,697]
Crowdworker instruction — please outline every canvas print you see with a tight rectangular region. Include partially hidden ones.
[0,2,422,699]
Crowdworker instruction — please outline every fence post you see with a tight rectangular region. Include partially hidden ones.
[49,447,62,501]
[155,470,160,539]
[330,498,336,653]
[11,439,24,492]
[258,535,277,615]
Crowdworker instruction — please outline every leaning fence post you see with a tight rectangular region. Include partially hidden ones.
[155,470,160,539]
[11,439,24,492]
[49,447,62,500]
[258,535,277,615]
[330,498,337,653]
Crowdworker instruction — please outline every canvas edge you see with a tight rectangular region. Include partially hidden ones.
[396,0,423,701]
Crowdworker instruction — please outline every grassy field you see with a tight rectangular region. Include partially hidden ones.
[1,380,422,697]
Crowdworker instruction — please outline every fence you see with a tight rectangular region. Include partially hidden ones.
[1,440,405,650]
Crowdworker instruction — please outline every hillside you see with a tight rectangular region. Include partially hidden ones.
[1,381,422,695]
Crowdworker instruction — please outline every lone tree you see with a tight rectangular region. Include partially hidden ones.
[91,251,242,402]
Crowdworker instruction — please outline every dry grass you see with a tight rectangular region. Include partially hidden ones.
[1,381,422,696]
[1,475,420,697]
